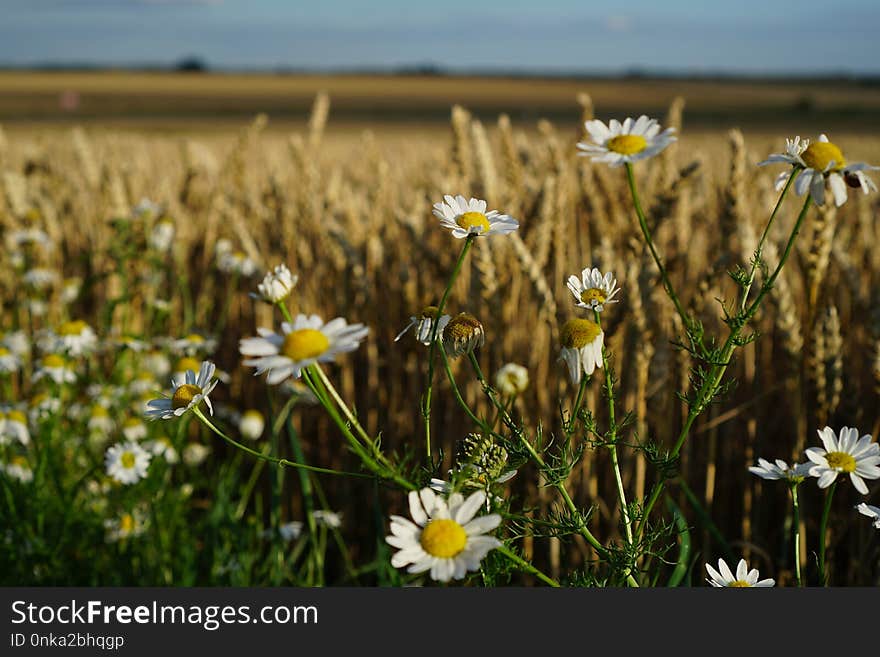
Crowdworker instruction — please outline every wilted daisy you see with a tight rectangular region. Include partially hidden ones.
[121,417,148,441]
[3,456,34,483]
[0,347,21,374]
[494,363,529,396]
[145,360,219,420]
[577,115,676,167]
[104,511,147,542]
[806,426,880,494]
[254,264,298,304]
[442,312,484,358]
[52,320,97,356]
[33,354,76,385]
[240,315,369,384]
[182,442,210,466]
[432,195,519,239]
[238,409,265,440]
[312,510,343,529]
[566,267,620,312]
[705,558,775,588]
[386,488,501,582]
[759,134,878,206]
[856,503,880,529]
[749,458,811,483]
[559,318,604,384]
[105,441,151,485]
[395,305,451,345]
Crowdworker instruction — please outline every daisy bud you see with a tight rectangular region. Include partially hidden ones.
[255,264,298,303]
[239,409,265,440]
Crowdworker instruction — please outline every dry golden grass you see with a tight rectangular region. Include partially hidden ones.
[2,79,880,583]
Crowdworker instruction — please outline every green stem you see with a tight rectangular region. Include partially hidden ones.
[818,480,836,586]
[637,193,812,540]
[276,301,294,324]
[624,162,689,330]
[440,347,490,431]
[192,407,368,478]
[791,483,802,587]
[310,364,373,447]
[496,545,561,587]
[423,235,475,460]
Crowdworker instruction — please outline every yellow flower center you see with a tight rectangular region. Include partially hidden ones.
[825,451,857,473]
[281,329,330,362]
[560,318,602,349]
[123,418,143,429]
[444,313,482,341]
[120,451,137,469]
[91,405,109,417]
[455,211,491,233]
[11,455,28,468]
[174,357,201,374]
[580,287,607,305]
[119,514,135,533]
[801,141,846,172]
[41,354,65,368]
[607,134,648,155]
[172,383,202,410]
[729,580,752,588]
[57,320,87,336]
[420,305,440,319]
[185,334,205,344]
[7,410,26,424]
[0,347,9,356]
[420,518,468,558]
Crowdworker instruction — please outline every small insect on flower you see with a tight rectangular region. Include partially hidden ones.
[52,320,97,356]
[386,488,501,583]
[559,318,604,384]
[144,361,219,420]
[577,115,677,167]
[705,558,775,588]
[254,264,298,304]
[3,455,34,483]
[238,409,265,440]
[432,195,519,239]
[748,458,812,483]
[494,363,529,396]
[442,312,484,358]
[240,314,369,384]
[759,134,878,207]
[856,503,880,529]
[566,267,621,312]
[105,441,151,485]
[394,305,451,346]
[805,426,880,495]
[33,354,76,385]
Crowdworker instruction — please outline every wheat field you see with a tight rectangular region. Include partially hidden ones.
[1,73,879,586]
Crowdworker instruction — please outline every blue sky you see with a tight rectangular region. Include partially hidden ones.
[1,0,878,73]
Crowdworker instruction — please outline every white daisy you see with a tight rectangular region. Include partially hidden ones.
[170,334,217,357]
[566,267,621,312]
[182,442,211,466]
[144,360,219,420]
[705,557,775,587]
[61,277,81,304]
[856,503,880,529]
[3,456,33,483]
[238,409,265,440]
[0,347,21,373]
[394,306,451,345]
[23,268,59,291]
[748,458,812,483]
[386,488,501,582]
[759,134,878,207]
[1,331,31,358]
[132,198,162,219]
[8,227,52,251]
[254,264,298,303]
[32,354,76,385]
[52,320,97,356]
[105,441,151,485]
[277,521,305,541]
[559,318,604,384]
[240,314,369,384]
[149,218,175,253]
[432,195,519,239]
[104,511,147,542]
[217,250,258,276]
[806,426,880,495]
[312,510,343,529]
[87,405,115,436]
[494,363,529,397]
[146,436,179,464]
[577,115,676,167]
[121,417,148,441]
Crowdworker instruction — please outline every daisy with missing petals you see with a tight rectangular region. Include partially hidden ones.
[386,488,501,582]
[432,195,519,239]
[395,305,451,345]
[240,315,369,384]
[706,558,775,588]
[759,134,878,207]
[749,458,811,483]
[806,426,880,494]
[566,267,620,312]
[105,441,151,485]
[577,115,676,167]
[559,318,604,384]
[144,361,219,420]
[254,264,298,304]
[856,503,880,529]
